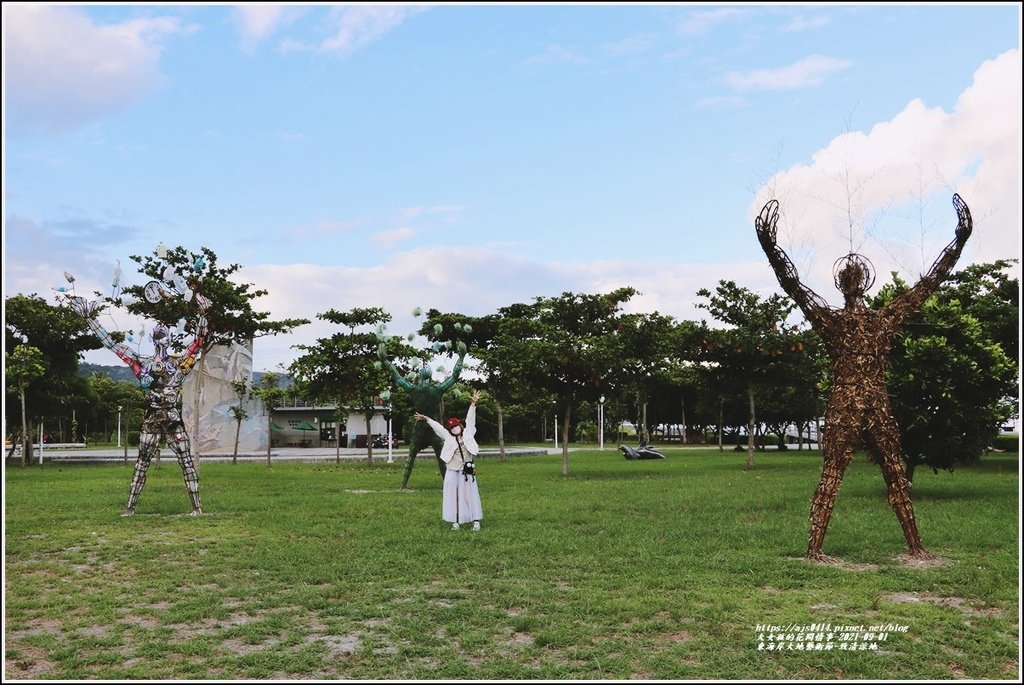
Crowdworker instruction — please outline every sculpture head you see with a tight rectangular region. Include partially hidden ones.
[151,324,171,349]
[416,363,433,386]
[833,253,875,304]
[444,416,463,436]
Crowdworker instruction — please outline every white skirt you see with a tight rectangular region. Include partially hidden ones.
[442,468,483,523]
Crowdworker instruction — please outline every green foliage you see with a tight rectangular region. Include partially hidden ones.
[871,262,1019,476]
[990,434,1018,453]
[487,288,639,472]
[112,245,309,353]
[693,281,825,463]
[5,294,100,428]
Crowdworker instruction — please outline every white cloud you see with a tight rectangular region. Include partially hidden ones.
[727,55,853,91]
[306,4,426,57]
[239,248,751,372]
[752,49,1021,300]
[525,44,589,66]
[601,34,654,57]
[781,15,831,33]
[693,95,747,111]
[3,5,188,135]
[676,8,747,37]
[234,4,295,53]
[372,227,417,248]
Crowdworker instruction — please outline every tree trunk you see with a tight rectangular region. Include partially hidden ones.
[266,413,273,468]
[335,401,343,465]
[365,413,373,465]
[561,404,572,476]
[640,398,649,444]
[681,396,688,445]
[717,400,724,452]
[745,382,756,469]
[496,399,506,461]
[20,387,28,467]
[232,419,241,465]
[906,460,917,483]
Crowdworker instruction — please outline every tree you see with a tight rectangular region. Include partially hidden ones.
[872,263,1019,480]
[694,280,815,468]
[111,245,308,455]
[5,345,47,466]
[615,312,679,444]
[5,294,99,453]
[229,378,252,465]
[491,288,638,475]
[253,372,287,467]
[290,307,405,465]
[84,373,145,443]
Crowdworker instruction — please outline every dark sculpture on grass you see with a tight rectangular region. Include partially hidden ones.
[620,443,667,460]
[378,340,467,489]
[755,193,972,562]
[66,272,210,516]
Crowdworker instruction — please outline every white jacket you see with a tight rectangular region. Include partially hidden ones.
[424,404,479,470]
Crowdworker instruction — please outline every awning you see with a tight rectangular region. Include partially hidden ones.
[293,421,317,431]
[271,422,285,430]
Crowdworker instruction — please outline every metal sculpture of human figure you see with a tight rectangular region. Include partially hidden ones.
[378,340,466,489]
[67,279,211,516]
[755,193,972,562]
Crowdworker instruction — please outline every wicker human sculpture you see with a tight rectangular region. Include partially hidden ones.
[378,341,467,489]
[755,194,973,562]
[67,278,211,516]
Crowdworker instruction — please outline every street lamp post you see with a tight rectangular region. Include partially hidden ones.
[381,389,393,463]
[117,406,123,448]
[598,395,605,450]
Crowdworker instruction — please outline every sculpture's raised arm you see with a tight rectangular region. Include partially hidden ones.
[180,289,211,372]
[887,194,973,324]
[436,340,467,392]
[67,295,143,376]
[755,199,832,327]
[378,343,413,392]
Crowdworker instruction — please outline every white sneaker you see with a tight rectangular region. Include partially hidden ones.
[451,522,460,530]
[472,521,481,531]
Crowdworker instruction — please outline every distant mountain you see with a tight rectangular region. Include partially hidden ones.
[78,362,276,387]
[78,363,138,383]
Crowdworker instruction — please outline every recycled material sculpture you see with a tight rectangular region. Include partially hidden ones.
[755,194,972,562]
[66,271,211,516]
[378,340,467,489]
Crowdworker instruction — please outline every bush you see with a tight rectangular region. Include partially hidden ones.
[990,434,1019,453]
[127,431,140,447]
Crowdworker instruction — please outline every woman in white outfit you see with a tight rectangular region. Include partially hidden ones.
[415,390,484,530]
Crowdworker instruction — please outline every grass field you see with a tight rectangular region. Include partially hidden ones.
[4,448,1020,680]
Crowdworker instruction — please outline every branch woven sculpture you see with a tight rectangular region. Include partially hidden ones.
[755,194,973,562]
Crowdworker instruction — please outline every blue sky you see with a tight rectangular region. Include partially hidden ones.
[4,3,1021,373]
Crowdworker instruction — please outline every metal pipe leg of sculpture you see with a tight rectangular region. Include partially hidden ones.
[124,432,159,516]
[879,452,930,558]
[806,441,854,563]
[170,431,202,515]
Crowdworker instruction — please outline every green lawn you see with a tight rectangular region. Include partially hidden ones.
[4,448,1019,680]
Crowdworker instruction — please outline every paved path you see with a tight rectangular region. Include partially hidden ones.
[8,445,552,465]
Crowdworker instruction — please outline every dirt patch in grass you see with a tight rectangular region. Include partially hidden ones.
[881,593,1005,616]
[6,616,63,639]
[896,553,951,569]
[5,643,58,679]
[789,555,880,571]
